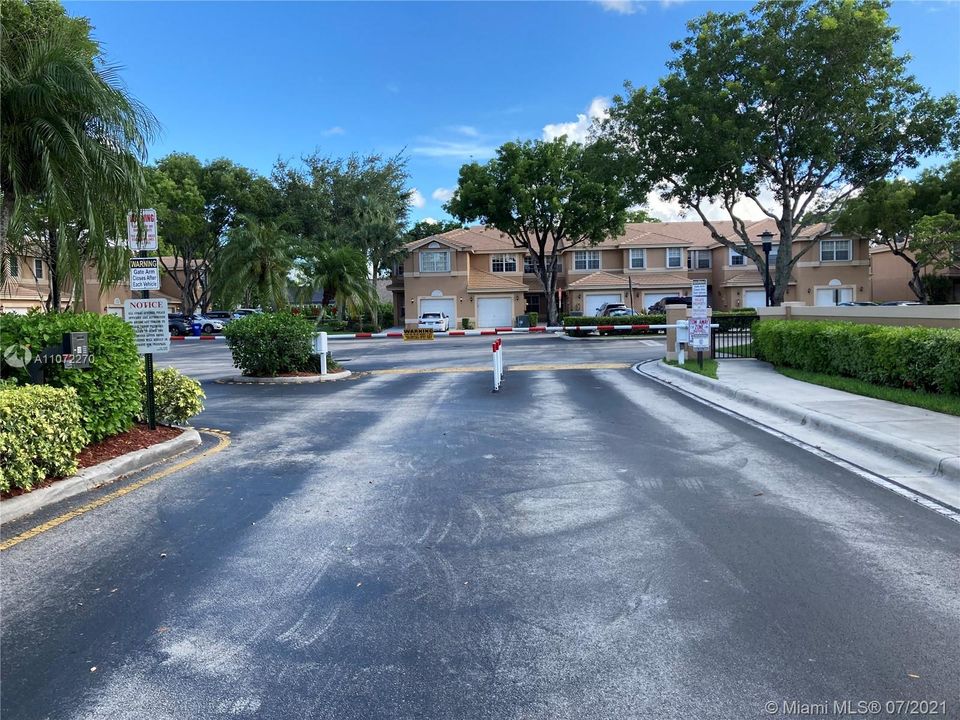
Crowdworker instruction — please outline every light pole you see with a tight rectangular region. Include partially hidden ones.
[759,230,774,307]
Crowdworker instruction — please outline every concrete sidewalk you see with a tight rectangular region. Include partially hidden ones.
[640,358,960,511]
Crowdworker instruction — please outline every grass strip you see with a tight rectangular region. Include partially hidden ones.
[776,367,960,417]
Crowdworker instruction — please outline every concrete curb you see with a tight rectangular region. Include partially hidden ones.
[223,370,352,384]
[0,428,202,524]
[646,360,960,483]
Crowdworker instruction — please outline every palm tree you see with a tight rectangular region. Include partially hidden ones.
[300,244,376,321]
[216,217,294,310]
[1,17,158,300]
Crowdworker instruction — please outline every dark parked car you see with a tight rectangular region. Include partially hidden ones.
[648,296,692,313]
[837,301,879,306]
[168,313,192,336]
[596,302,629,317]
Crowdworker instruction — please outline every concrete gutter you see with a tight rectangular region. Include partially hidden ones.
[224,370,352,384]
[640,360,960,511]
[0,428,201,524]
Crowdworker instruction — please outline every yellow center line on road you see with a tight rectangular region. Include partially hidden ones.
[369,362,631,375]
[0,430,231,553]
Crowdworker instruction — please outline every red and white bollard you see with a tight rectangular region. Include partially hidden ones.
[492,338,504,392]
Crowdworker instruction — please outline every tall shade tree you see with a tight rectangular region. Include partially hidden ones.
[1,1,157,298]
[147,153,277,314]
[274,152,411,325]
[404,219,463,244]
[834,160,960,302]
[445,137,636,326]
[214,217,294,310]
[604,0,958,305]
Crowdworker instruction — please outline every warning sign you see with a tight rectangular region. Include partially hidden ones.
[127,209,158,252]
[129,257,160,291]
[124,298,170,354]
[403,328,435,341]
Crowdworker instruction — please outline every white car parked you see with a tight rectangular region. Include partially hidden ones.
[417,312,450,331]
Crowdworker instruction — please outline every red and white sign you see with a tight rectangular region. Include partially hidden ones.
[127,209,158,252]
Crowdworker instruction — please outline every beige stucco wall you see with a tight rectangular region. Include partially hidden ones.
[757,304,960,329]
[870,250,916,303]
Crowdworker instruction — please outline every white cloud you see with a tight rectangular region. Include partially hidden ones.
[432,187,454,202]
[642,186,781,223]
[659,0,685,7]
[420,217,438,225]
[411,139,496,160]
[451,125,479,137]
[321,126,345,136]
[408,189,426,208]
[595,0,644,15]
[542,97,610,144]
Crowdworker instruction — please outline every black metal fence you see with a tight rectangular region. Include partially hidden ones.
[711,319,756,358]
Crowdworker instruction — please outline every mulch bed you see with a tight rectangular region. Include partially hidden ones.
[1,423,183,500]
[76,423,182,469]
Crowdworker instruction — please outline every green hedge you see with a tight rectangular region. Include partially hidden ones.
[223,311,316,376]
[754,320,960,395]
[0,312,141,441]
[0,385,88,492]
[140,365,205,424]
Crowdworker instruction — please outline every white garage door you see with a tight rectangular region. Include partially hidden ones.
[815,287,853,306]
[642,292,680,313]
[419,298,455,322]
[477,297,513,328]
[743,290,767,309]
[584,293,622,317]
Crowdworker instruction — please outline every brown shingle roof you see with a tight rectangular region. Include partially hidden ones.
[467,269,526,292]
[409,219,834,253]
[568,271,630,289]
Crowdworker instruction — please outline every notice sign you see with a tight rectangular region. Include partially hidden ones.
[124,298,170,354]
[689,317,711,350]
[127,209,158,251]
[129,257,160,291]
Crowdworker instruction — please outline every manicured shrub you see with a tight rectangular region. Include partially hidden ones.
[0,311,141,442]
[462,318,472,330]
[754,319,960,395]
[0,385,88,492]
[528,311,539,327]
[223,311,316,376]
[139,365,205,424]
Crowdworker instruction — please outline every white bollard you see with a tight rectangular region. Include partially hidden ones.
[313,331,329,376]
[492,338,504,392]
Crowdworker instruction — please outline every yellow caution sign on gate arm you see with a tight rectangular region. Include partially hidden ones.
[403,328,435,341]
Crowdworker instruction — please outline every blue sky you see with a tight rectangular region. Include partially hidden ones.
[67,0,960,223]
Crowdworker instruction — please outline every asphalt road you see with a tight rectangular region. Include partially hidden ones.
[2,336,959,719]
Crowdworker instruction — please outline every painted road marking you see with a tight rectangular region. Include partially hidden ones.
[369,363,631,375]
[0,431,232,552]
[641,340,662,347]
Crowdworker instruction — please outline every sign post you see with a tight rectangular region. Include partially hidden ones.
[127,209,161,429]
[690,280,709,369]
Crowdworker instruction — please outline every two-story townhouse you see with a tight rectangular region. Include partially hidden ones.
[1,252,64,313]
[392,220,871,327]
[2,251,188,315]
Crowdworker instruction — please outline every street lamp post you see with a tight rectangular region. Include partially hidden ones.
[759,230,774,307]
